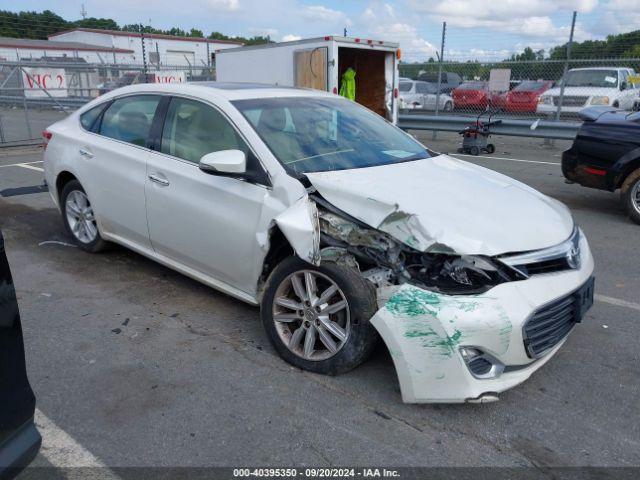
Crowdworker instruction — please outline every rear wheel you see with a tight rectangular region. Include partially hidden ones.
[60,180,107,252]
[486,143,495,154]
[261,257,378,375]
[469,146,480,156]
[443,101,453,112]
[621,168,640,225]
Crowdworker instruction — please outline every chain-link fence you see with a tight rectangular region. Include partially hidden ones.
[0,59,214,145]
[2,10,640,144]
[398,58,640,120]
[398,15,640,122]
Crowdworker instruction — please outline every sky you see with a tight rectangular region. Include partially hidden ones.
[4,0,640,61]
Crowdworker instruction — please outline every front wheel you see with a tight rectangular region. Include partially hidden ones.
[486,143,495,154]
[621,168,640,225]
[443,101,453,112]
[261,257,378,375]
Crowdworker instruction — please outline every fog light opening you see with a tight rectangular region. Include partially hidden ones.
[459,347,505,379]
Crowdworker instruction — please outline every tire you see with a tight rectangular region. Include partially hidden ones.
[260,256,378,375]
[443,101,453,112]
[621,168,640,225]
[60,179,107,252]
[486,143,495,154]
[469,146,480,156]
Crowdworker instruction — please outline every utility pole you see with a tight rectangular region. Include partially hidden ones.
[555,11,577,121]
[344,27,347,37]
[140,24,148,83]
[80,3,87,19]
[432,21,446,140]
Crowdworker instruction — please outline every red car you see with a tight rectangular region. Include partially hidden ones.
[503,80,553,112]
[452,81,490,109]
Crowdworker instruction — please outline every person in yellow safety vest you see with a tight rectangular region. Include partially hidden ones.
[339,68,356,101]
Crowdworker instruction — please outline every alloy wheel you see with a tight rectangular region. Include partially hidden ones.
[65,190,98,244]
[272,270,350,361]
[633,181,640,215]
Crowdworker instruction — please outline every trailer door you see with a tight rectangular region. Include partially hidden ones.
[294,47,328,91]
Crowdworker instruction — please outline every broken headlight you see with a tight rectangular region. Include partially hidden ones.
[405,253,525,295]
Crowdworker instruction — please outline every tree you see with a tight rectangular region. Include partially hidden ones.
[73,17,119,30]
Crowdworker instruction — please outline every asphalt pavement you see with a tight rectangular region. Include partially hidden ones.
[0,132,638,476]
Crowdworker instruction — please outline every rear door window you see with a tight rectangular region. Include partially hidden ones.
[99,95,161,147]
[80,103,108,132]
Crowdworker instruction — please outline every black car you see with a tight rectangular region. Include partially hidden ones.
[0,231,41,478]
[562,106,640,224]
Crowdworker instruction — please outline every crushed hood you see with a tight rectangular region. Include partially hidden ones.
[305,154,574,256]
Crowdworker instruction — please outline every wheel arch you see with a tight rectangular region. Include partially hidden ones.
[616,156,640,191]
[55,171,79,202]
[257,225,295,300]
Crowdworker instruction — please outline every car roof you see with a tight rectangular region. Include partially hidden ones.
[95,81,334,102]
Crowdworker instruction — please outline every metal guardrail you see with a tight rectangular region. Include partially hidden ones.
[398,114,582,140]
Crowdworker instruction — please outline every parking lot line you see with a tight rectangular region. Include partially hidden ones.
[0,160,43,168]
[35,409,120,477]
[453,153,560,166]
[15,163,44,172]
[596,294,640,312]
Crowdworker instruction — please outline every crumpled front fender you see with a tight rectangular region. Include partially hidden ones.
[274,196,320,265]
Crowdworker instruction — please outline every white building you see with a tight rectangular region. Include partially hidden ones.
[48,28,243,67]
[0,36,135,63]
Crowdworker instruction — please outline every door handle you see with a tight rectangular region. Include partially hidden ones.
[148,174,170,186]
[79,148,94,158]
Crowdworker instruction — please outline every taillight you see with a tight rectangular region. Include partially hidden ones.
[332,87,338,94]
[42,130,52,150]
[585,167,607,176]
[394,88,398,98]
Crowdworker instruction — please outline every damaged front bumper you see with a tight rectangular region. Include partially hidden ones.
[369,234,594,403]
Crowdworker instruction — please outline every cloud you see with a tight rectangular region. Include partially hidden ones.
[360,2,437,61]
[595,0,640,34]
[282,34,302,41]
[301,5,352,26]
[208,0,240,11]
[408,0,597,43]
[411,0,598,21]
[248,27,279,37]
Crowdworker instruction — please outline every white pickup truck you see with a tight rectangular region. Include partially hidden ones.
[537,67,639,115]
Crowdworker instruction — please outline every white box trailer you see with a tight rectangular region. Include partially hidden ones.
[215,36,401,123]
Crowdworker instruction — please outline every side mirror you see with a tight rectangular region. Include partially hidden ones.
[199,150,246,175]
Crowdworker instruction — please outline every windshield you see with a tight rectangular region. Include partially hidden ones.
[232,97,429,174]
[564,70,618,88]
[513,81,547,91]
[457,82,485,90]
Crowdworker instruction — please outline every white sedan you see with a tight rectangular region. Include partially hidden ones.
[43,82,594,403]
[399,80,454,111]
